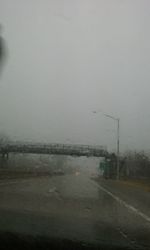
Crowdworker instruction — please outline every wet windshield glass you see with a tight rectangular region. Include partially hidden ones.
[0,1,150,249]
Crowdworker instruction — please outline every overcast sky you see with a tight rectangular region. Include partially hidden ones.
[0,0,150,152]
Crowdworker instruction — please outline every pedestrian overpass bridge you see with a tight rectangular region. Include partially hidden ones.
[0,142,110,158]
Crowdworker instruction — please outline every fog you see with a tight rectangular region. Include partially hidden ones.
[0,0,150,152]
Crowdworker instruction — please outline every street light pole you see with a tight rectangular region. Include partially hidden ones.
[104,114,120,180]
[117,118,120,180]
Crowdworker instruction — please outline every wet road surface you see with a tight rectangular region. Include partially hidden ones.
[0,169,150,249]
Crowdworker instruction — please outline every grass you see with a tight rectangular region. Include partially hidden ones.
[118,179,150,192]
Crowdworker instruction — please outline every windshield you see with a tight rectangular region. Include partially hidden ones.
[0,1,150,249]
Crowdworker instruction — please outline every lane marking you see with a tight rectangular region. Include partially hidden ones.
[99,185,150,223]
[117,228,128,239]
[116,227,139,248]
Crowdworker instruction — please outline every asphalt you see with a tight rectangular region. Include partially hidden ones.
[0,169,150,249]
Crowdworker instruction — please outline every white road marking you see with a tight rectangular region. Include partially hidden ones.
[117,227,128,239]
[99,185,150,223]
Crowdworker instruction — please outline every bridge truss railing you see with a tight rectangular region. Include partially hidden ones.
[0,142,108,157]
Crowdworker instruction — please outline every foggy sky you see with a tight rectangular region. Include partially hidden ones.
[0,0,150,152]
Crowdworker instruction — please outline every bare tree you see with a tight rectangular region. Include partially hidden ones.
[123,151,150,179]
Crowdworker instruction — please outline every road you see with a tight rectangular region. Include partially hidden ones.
[0,167,150,249]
